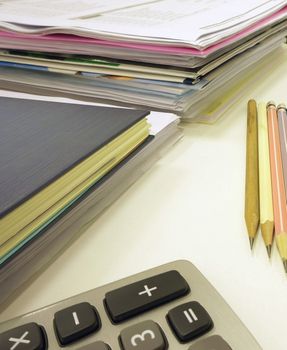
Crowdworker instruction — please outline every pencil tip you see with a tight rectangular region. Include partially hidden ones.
[283,260,287,274]
[249,237,255,250]
[266,245,272,258]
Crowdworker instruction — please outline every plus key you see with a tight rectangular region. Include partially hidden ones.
[105,270,190,323]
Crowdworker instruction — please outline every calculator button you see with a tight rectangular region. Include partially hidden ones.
[105,270,190,323]
[167,301,213,342]
[76,341,111,349]
[0,322,46,350]
[188,335,233,349]
[119,320,167,350]
[54,302,100,345]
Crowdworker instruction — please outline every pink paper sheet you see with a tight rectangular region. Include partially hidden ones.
[1,6,286,57]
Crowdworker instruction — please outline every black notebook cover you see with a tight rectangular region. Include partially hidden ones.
[0,97,149,218]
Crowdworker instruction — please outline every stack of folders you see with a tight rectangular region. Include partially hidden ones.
[245,100,287,273]
[0,93,181,305]
[0,0,287,122]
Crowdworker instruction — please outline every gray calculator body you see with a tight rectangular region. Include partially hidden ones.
[0,260,262,349]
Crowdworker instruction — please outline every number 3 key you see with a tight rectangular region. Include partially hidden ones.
[119,320,167,350]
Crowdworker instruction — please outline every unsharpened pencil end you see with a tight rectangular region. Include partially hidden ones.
[266,245,272,258]
[249,237,255,250]
[283,260,287,274]
[267,100,276,108]
[277,103,286,110]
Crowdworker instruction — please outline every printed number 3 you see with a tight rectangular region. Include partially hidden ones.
[131,329,156,346]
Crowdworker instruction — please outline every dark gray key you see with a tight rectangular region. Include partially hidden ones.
[54,302,100,345]
[188,335,233,350]
[167,301,213,342]
[0,322,46,350]
[105,270,190,323]
[76,341,111,349]
[119,320,167,350]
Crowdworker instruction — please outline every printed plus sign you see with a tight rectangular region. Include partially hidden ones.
[138,284,158,297]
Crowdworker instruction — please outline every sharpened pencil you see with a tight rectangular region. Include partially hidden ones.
[267,101,287,272]
[245,99,259,249]
[277,104,287,200]
[258,102,274,257]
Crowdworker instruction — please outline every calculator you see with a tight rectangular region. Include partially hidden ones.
[0,260,262,349]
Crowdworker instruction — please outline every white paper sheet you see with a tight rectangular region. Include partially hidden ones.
[0,0,154,21]
[0,0,286,48]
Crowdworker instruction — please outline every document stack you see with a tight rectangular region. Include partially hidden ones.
[0,0,287,122]
[0,93,181,304]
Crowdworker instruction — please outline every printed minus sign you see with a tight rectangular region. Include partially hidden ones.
[72,312,80,325]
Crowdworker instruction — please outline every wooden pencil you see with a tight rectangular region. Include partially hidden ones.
[245,99,259,249]
[258,102,274,257]
[267,101,287,272]
[277,104,287,199]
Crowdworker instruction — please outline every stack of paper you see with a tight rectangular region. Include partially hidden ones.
[0,0,286,121]
[0,91,181,304]
[0,96,151,265]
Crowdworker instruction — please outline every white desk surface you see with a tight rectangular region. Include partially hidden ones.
[1,59,287,350]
